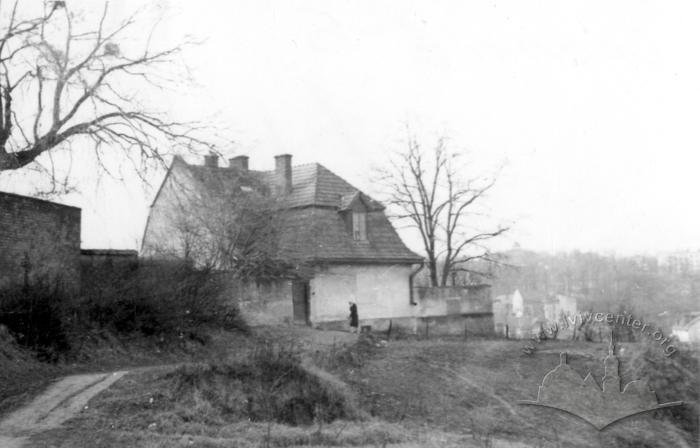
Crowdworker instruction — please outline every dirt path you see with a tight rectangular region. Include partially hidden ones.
[0,371,127,448]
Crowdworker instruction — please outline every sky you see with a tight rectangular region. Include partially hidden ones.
[2,0,699,256]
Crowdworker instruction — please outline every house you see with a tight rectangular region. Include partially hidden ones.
[493,289,524,337]
[0,191,81,291]
[141,153,426,330]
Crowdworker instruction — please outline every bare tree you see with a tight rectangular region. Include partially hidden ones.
[377,133,508,287]
[146,171,294,280]
[0,1,212,189]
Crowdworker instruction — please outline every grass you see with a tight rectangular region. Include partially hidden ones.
[0,328,251,418]
[331,337,698,447]
[10,330,700,447]
[27,341,413,448]
[0,263,250,419]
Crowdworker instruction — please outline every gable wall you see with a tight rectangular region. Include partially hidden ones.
[141,164,199,258]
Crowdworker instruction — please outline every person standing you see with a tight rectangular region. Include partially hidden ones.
[349,302,359,333]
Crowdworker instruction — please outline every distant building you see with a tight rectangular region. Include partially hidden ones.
[493,289,525,338]
[493,289,577,339]
[659,250,700,274]
[672,313,700,343]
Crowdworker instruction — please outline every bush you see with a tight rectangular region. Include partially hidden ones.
[313,333,381,370]
[78,261,248,338]
[0,280,70,361]
[0,261,248,361]
[166,342,352,426]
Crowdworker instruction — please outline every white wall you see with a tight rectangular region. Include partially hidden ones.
[309,264,413,323]
[141,163,198,257]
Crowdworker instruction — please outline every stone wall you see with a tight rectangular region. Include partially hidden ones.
[412,285,494,336]
[414,285,492,317]
[223,278,294,325]
[0,192,81,291]
[80,249,139,295]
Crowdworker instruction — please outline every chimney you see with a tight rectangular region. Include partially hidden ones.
[274,154,292,195]
[203,151,218,168]
[229,155,249,172]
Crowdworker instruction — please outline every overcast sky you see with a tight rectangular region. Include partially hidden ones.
[3,0,700,255]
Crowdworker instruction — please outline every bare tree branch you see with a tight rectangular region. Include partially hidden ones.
[376,130,509,286]
[0,1,214,189]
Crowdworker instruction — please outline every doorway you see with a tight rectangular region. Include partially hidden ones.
[292,280,310,325]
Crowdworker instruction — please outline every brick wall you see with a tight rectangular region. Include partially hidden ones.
[0,192,81,291]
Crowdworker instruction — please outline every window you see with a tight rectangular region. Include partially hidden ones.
[352,211,367,240]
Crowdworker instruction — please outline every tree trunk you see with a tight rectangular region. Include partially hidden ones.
[427,259,439,287]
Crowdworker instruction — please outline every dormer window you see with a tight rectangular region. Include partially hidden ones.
[352,211,367,240]
[340,191,375,241]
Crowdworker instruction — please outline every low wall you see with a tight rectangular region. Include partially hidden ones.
[80,250,139,297]
[417,313,493,337]
[316,285,494,336]
[223,278,294,325]
[413,285,493,336]
[81,249,138,267]
[414,285,491,316]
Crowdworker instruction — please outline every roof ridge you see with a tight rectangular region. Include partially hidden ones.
[247,162,321,175]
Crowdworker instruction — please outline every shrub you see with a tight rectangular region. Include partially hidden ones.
[313,333,380,370]
[78,261,248,338]
[0,261,248,361]
[0,280,70,361]
[166,342,353,426]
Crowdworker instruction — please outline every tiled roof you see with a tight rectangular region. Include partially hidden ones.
[177,158,385,210]
[173,158,423,264]
[278,208,422,262]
